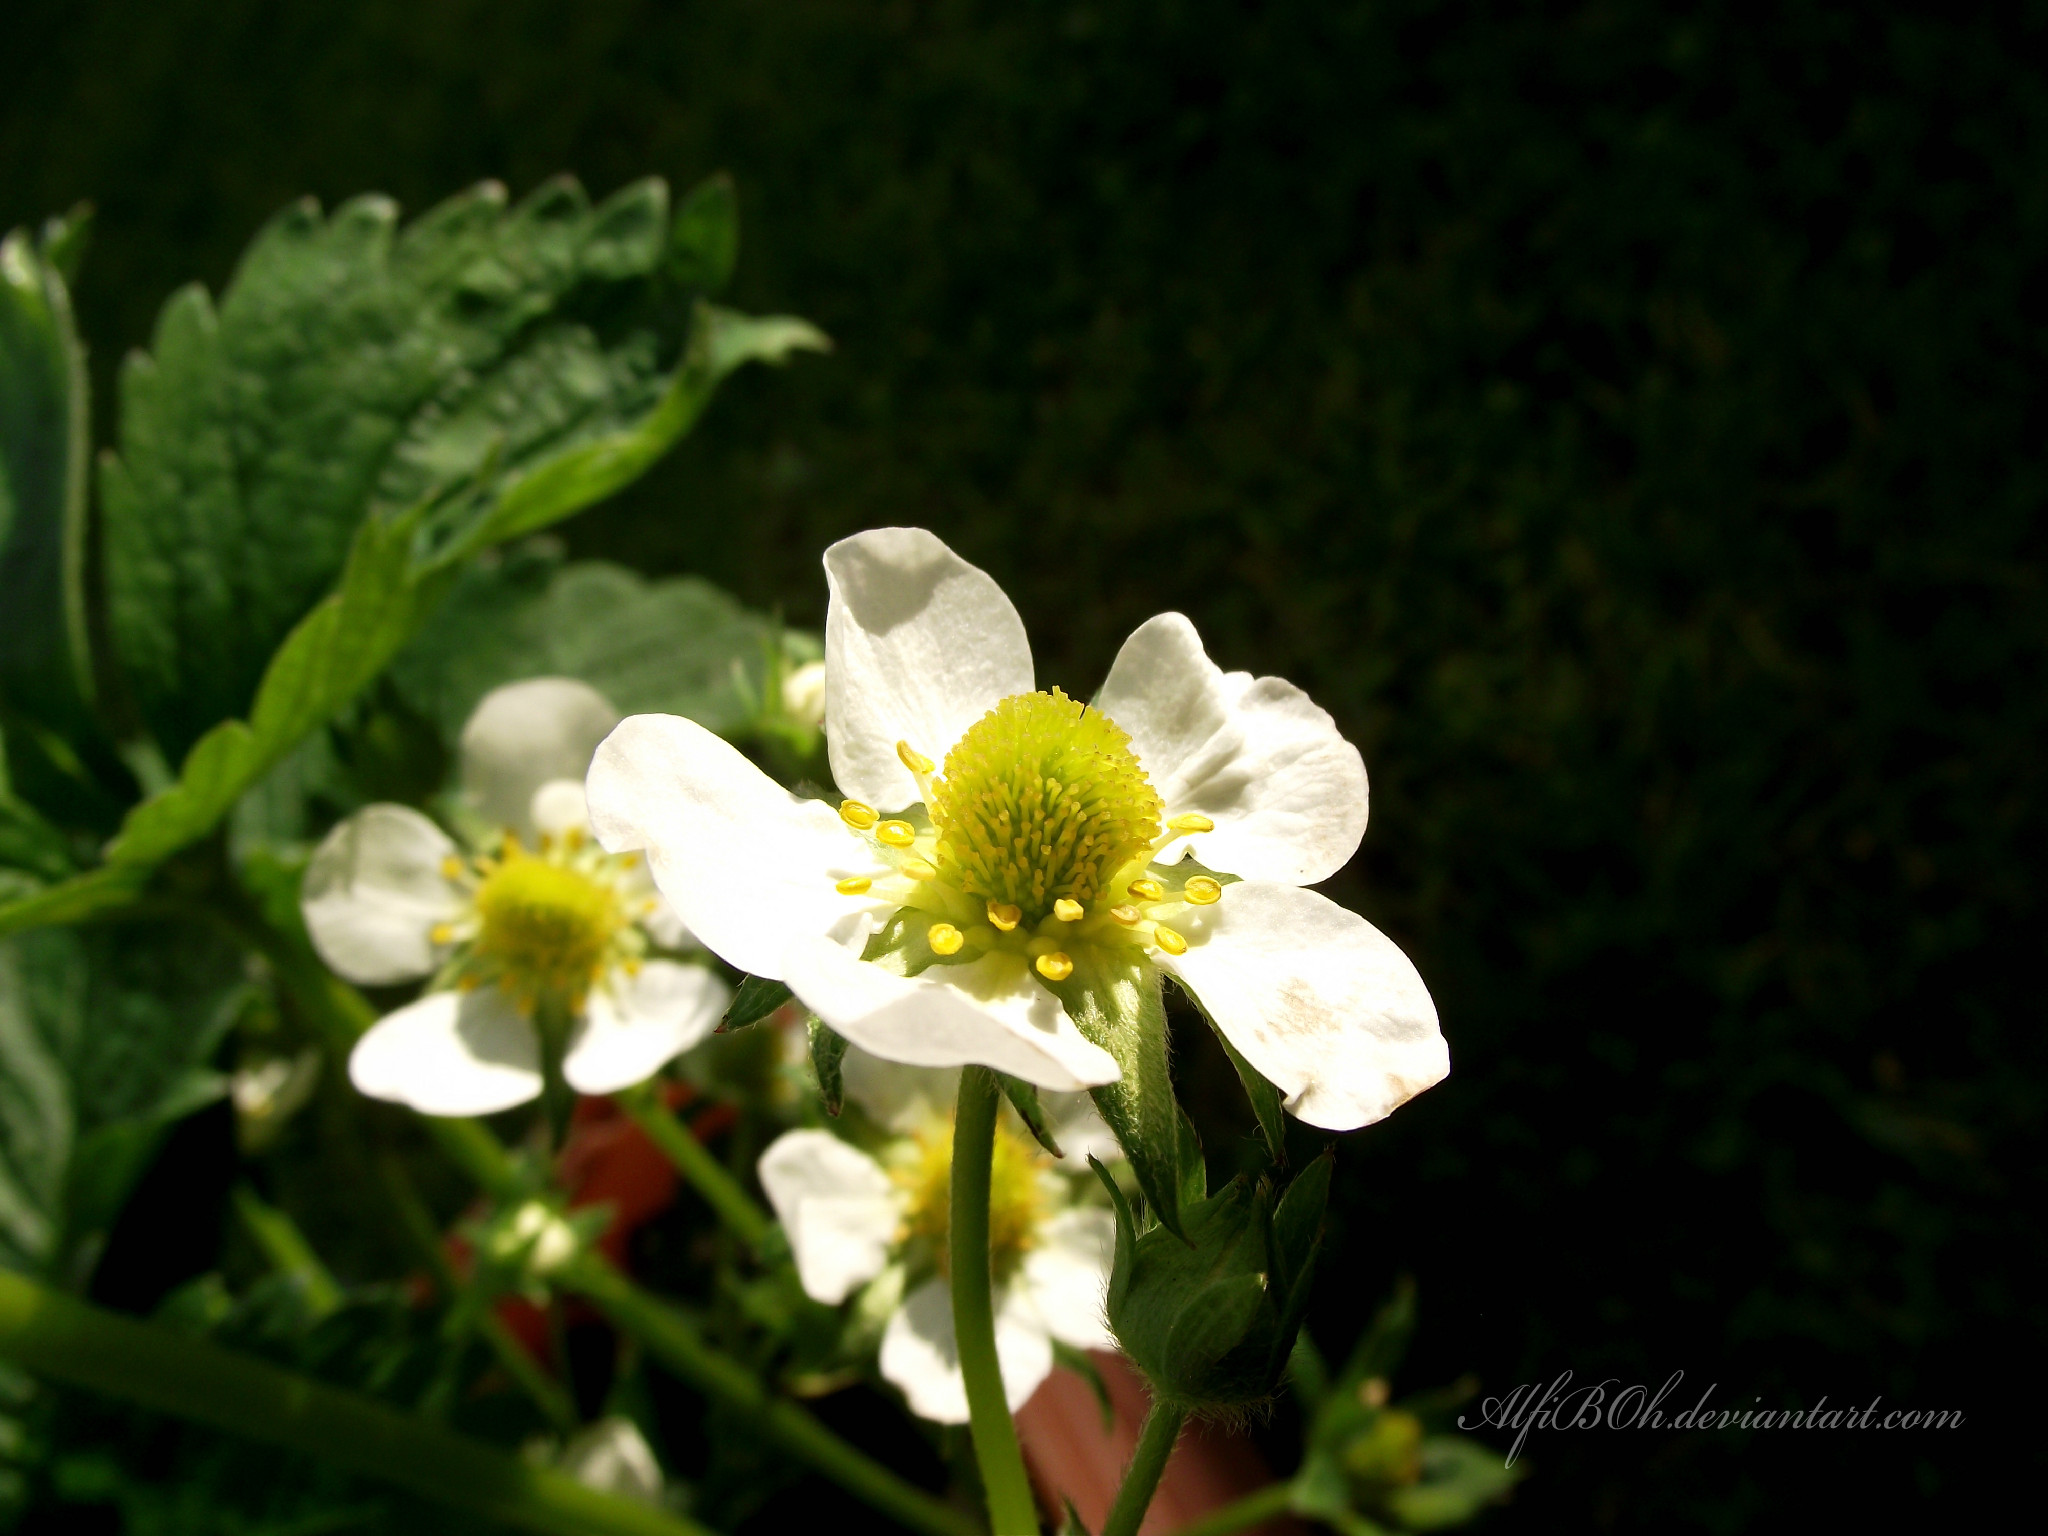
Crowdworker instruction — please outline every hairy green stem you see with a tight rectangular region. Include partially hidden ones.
[1167,1481,1296,1536]
[0,1269,707,1536]
[1101,1398,1187,1536]
[565,1254,979,1536]
[951,1067,1039,1534]
[617,1081,773,1253]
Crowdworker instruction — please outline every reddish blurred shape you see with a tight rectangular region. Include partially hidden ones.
[1017,1350,1301,1535]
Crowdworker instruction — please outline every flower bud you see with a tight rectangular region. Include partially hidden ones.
[1091,1144,1332,1410]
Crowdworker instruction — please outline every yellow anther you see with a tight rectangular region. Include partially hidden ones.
[877,819,916,848]
[1168,812,1216,834]
[1154,924,1188,956]
[430,923,456,945]
[928,922,965,956]
[1053,898,1085,923]
[896,740,935,775]
[1184,876,1224,905]
[1109,904,1141,925]
[1127,878,1165,902]
[901,857,938,880]
[835,875,874,895]
[440,855,466,881]
[840,800,879,830]
[986,900,1022,932]
[1034,951,1075,982]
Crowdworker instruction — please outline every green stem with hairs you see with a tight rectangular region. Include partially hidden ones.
[951,1066,1039,1534]
[0,1269,707,1536]
[1101,1398,1187,1536]
[1167,1481,1297,1536]
[617,1080,773,1253]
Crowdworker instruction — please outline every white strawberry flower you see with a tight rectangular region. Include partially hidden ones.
[302,678,729,1115]
[758,1051,1119,1423]
[587,527,1445,1130]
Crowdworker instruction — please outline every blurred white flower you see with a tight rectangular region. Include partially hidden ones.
[558,1417,665,1505]
[758,1051,1118,1423]
[780,658,829,730]
[588,528,1445,1129]
[302,678,728,1115]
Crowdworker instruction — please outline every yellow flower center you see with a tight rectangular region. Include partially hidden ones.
[896,1120,1045,1283]
[929,689,1163,926]
[472,851,624,1006]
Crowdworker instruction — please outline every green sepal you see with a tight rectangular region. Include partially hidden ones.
[1000,1073,1063,1158]
[1144,849,1243,896]
[1043,942,1187,1237]
[1164,1269,1270,1386]
[1182,977,1288,1165]
[1087,1154,1136,1315]
[1051,1339,1113,1431]
[1057,1497,1094,1536]
[1270,1147,1334,1302]
[720,974,794,1033]
[670,172,739,293]
[807,1014,848,1116]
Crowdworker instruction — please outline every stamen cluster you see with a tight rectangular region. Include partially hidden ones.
[443,831,649,1011]
[929,689,1163,925]
[894,1120,1046,1283]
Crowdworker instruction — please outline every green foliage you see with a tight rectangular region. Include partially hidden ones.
[0,921,244,1283]
[0,209,97,805]
[718,975,794,1034]
[392,543,810,742]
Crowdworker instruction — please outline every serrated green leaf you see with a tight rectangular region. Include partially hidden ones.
[720,975,794,1034]
[0,217,95,743]
[808,1016,848,1116]
[1000,1075,1064,1158]
[1043,943,1186,1236]
[1,921,244,1283]
[393,550,802,740]
[670,172,739,293]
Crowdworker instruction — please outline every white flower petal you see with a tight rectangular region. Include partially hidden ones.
[823,528,1034,811]
[586,713,876,980]
[757,1130,903,1305]
[1096,613,1369,885]
[1019,1208,1116,1351]
[301,805,464,986]
[1042,1091,1123,1166]
[839,1047,961,1134]
[1159,882,1446,1131]
[348,987,543,1115]
[784,942,1119,1092]
[878,1277,1055,1424]
[558,1417,664,1505]
[530,778,592,838]
[563,961,731,1096]
[461,678,620,836]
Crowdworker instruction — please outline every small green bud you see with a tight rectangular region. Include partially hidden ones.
[1090,1145,1332,1410]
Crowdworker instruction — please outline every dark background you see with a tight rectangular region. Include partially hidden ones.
[6,1,2040,1529]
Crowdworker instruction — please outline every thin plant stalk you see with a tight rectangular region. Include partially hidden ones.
[1169,1482,1297,1536]
[1101,1399,1188,1536]
[0,1269,706,1536]
[617,1080,773,1253]
[950,1066,1039,1535]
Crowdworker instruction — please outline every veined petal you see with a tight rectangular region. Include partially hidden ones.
[563,961,730,1096]
[839,1047,961,1134]
[879,1277,1055,1424]
[302,805,464,986]
[757,1130,903,1305]
[823,528,1033,811]
[461,678,620,836]
[586,713,877,980]
[1159,882,1446,1131]
[1019,1207,1116,1351]
[1097,614,1368,885]
[783,941,1120,1092]
[348,986,543,1115]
